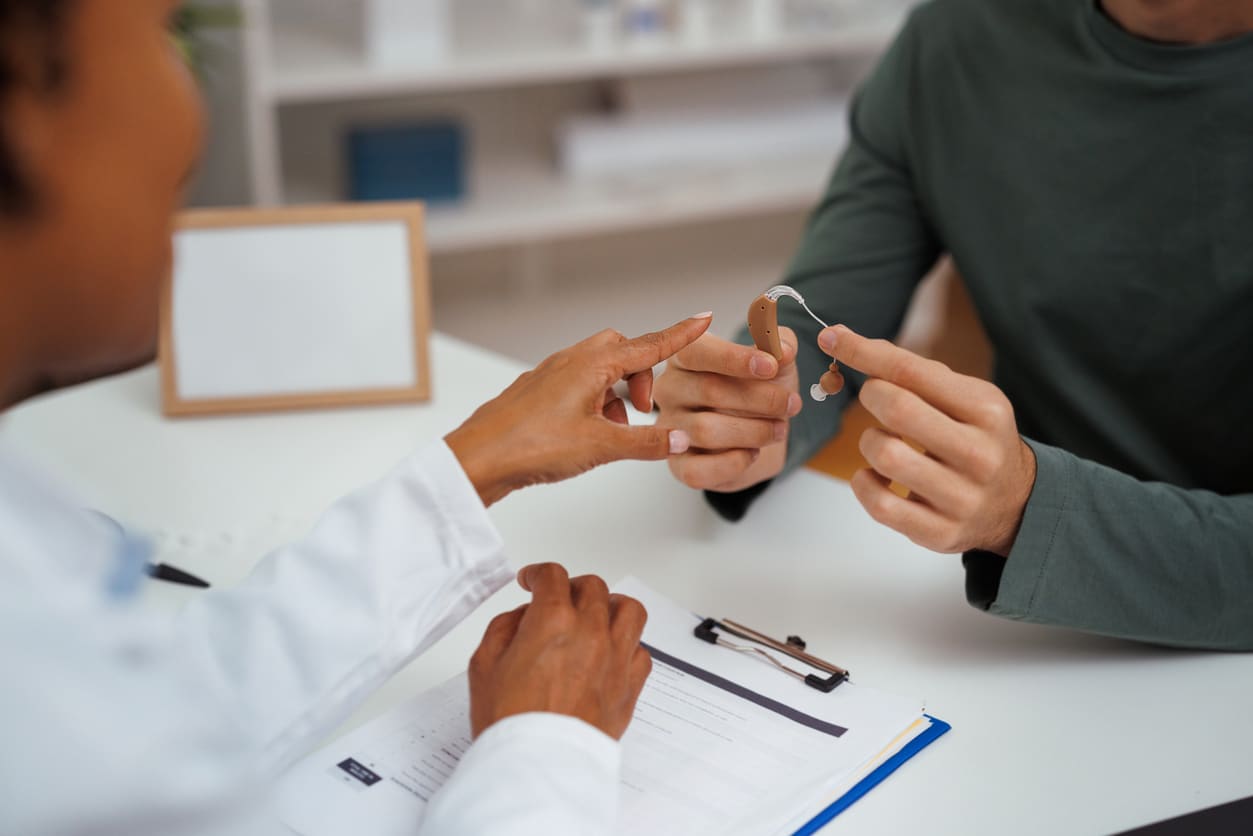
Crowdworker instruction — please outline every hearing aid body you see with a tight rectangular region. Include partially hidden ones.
[747,295,785,361]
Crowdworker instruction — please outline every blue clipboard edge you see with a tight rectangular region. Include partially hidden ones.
[792,714,952,836]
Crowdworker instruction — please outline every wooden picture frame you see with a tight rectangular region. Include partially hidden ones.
[160,203,431,417]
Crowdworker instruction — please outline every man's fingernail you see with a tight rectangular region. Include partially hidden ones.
[750,355,775,377]
[788,392,803,416]
[818,328,837,352]
[690,311,713,320]
[669,429,691,454]
[773,421,787,442]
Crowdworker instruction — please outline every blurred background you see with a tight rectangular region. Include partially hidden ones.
[183,0,918,364]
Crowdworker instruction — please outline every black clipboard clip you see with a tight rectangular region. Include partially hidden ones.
[694,617,850,692]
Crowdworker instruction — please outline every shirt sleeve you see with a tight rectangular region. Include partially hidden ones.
[963,439,1253,650]
[421,713,621,835]
[705,11,942,519]
[175,440,513,773]
[0,440,513,834]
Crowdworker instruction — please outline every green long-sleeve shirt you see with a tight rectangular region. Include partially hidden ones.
[719,0,1253,649]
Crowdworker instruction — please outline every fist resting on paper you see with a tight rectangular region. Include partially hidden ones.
[445,313,713,507]
[468,563,651,740]
[818,325,1037,557]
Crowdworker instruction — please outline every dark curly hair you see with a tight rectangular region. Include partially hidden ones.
[0,0,72,215]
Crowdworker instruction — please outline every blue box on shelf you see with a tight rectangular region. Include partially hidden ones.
[347,121,466,204]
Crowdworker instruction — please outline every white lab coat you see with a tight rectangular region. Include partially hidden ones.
[0,441,619,835]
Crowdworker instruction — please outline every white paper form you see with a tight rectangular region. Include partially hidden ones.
[276,578,923,836]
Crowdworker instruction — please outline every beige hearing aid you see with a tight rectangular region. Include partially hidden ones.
[747,294,785,361]
[746,285,840,402]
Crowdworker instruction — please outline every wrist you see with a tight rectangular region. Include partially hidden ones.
[445,423,515,508]
[985,438,1038,556]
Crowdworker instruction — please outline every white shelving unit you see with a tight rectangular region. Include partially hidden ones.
[421,151,839,255]
[266,20,899,103]
[238,0,905,257]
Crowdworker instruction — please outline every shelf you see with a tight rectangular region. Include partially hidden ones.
[266,17,902,104]
[287,154,837,255]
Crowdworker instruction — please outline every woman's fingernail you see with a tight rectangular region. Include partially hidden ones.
[690,311,714,320]
[669,429,691,454]
[773,421,787,442]
[788,392,803,416]
[818,328,837,352]
[750,355,775,377]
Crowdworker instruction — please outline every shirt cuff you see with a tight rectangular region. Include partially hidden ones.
[409,440,512,594]
[424,713,621,834]
[967,439,1075,619]
[703,480,774,522]
[472,712,621,777]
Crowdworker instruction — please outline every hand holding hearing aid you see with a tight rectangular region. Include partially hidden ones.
[653,326,803,495]
[818,323,1036,557]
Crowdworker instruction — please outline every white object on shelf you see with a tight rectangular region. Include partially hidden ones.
[580,0,619,51]
[367,0,449,66]
[558,100,849,180]
[748,0,783,38]
[284,152,845,255]
[681,0,716,44]
[617,64,833,115]
[419,152,840,254]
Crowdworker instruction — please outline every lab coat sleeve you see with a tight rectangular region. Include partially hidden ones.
[421,713,621,836]
[175,439,515,771]
[0,440,512,835]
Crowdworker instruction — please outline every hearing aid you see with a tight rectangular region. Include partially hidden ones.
[746,285,841,402]
[747,290,787,362]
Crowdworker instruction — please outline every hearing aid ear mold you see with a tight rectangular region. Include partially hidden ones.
[812,365,843,402]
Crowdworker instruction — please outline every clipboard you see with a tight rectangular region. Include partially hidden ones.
[793,715,951,835]
[694,614,951,833]
[276,578,947,836]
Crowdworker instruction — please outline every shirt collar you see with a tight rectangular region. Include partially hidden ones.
[1084,1,1253,76]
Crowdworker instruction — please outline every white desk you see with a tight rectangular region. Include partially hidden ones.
[3,333,1250,835]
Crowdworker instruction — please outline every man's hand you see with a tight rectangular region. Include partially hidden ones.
[446,314,714,507]
[819,325,1036,556]
[653,329,803,493]
[468,563,652,740]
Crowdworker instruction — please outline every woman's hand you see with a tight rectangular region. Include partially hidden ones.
[446,313,713,507]
[469,563,651,740]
